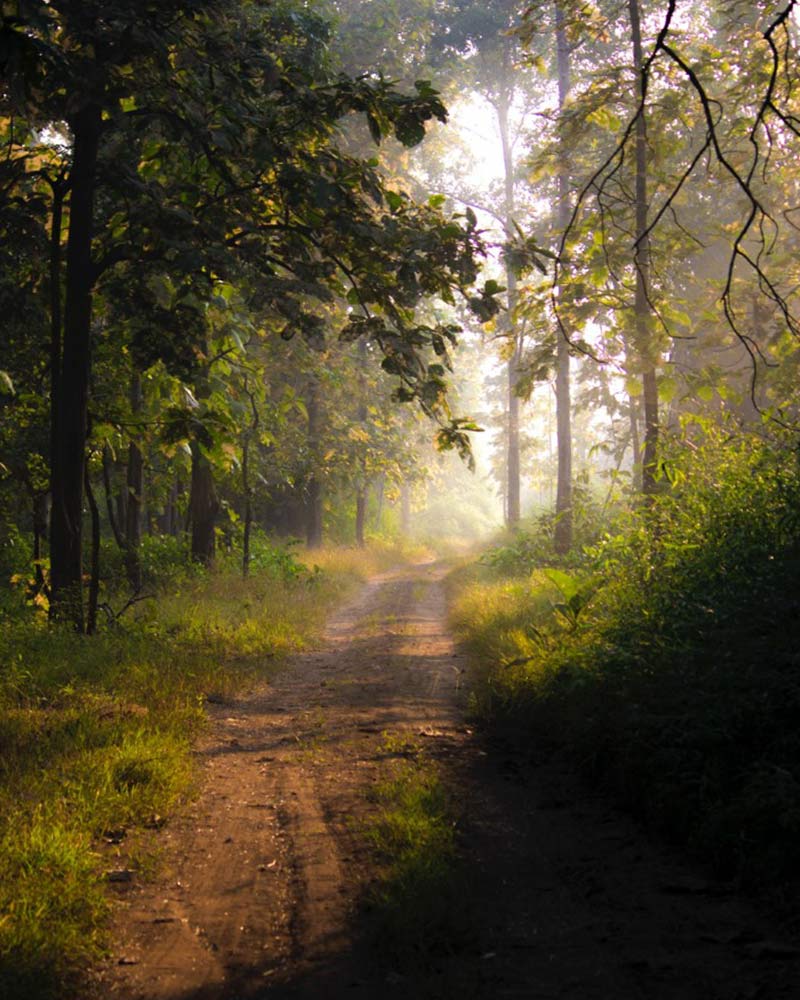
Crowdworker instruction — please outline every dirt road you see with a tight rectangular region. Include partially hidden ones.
[102,562,800,999]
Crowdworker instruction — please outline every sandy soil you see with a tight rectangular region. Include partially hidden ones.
[99,561,800,1000]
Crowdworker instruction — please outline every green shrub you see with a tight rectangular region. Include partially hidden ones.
[453,422,800,892]
[479,475,609,577]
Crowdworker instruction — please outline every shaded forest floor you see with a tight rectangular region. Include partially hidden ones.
[99,561,800,1000]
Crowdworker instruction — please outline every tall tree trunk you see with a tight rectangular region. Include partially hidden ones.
[355,488,367,547]
[628,393,642,493]
[554,1,574,554]
[189,350,219,565]
[48,172,65,533]
[84,461,100,636]
[373,474,385,531]
[355,338,368,548]
[242,379,259,577]
[497,73,522,528]
[166,476,180,536]
[145,475,155,537]
[125,372,144,590]
[507,353,521,527]
[50,104,101,629]
[400,482,411,536]
[189,440,219,565]
[116,478,127,535]
[306,379,323,549]
[32,492,49,596]
[306,480,323,549]
[242,453,252,576]
[629,0,659,497]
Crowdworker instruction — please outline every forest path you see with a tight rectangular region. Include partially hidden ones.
[101,561,799,1000]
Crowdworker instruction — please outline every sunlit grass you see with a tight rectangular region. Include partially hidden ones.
[448,565,556,662]
[362,738,471,965]
[0,811,107,999]
[302,538,432,577]
[0,544,402,998]
[447,563,561,718]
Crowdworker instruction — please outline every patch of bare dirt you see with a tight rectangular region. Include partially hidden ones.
[100,562,800,1000]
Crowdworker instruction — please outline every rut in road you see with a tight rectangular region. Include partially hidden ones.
[103,562,800,1000]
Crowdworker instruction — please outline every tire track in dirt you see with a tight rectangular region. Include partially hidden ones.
[100,561,800,1000]
[101,562,466,999]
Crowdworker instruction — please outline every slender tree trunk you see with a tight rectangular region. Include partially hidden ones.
[241,379,259,577]
[145,476,155,537]
[629,0,659,497]
[84,461,100,636]
[373,474,385,531]
[48,173,65,530]
[116,480,127,535]
[355,488,367,547]
[188,351,219,565]
[355,339,368,548]
[168,476,180,536]
[400,482,411,536]
[242,465,252,575]
[242,441,252,577]
[50,104,101,629]
[629,393,642,493]
[306,480,323,549]
[125,372,144,590]
[507,353,521,527]
[306,379,323,549]
[189,440,219,565]
[554,1,574,554]
[497,74,522,528]
[32,492,49,596]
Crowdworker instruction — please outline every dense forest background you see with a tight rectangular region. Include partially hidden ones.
[3,0,800,617]
[3,0,800,995]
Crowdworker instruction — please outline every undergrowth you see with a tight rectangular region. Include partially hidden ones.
[0,540,391,998]
[450,423,800,899]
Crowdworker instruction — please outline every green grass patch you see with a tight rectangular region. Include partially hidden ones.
[0,543,386,998]
[363,740,471,966]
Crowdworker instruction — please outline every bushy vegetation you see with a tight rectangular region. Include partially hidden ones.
[479,477,607,575]
[0,542,379,999]
[451,424,800,896]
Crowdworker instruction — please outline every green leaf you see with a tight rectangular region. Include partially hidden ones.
[385,190,404,212]
[146,274,173,310]
[366,112,382,145]
[625,376,643,398]
[543,568,579,601]
[658,376,678,403]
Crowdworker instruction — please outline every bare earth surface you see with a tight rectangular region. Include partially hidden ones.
[101,561,800,1000]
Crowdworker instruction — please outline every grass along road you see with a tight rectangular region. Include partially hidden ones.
[101,561,800,1000]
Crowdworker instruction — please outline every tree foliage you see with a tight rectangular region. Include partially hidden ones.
[0,0,498,627]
